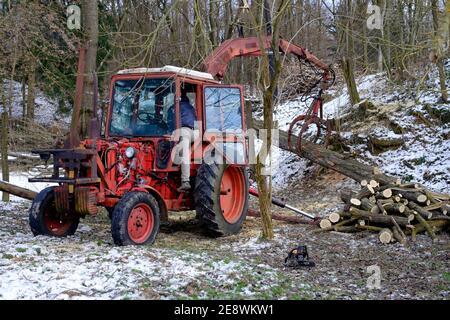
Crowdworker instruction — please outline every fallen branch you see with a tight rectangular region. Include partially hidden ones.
[0,180,37,200]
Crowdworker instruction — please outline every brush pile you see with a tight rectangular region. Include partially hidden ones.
[318,179,450,244]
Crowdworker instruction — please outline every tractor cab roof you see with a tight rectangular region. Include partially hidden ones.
[117,65,218,83]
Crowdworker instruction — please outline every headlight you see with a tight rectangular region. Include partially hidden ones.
[125,147,135,158]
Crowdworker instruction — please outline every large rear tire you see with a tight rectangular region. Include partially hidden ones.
[111,192,160,246]
[29,187,80,237]
[194,163,249,236]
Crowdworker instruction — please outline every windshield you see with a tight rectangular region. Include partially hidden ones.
[109,78,175,136]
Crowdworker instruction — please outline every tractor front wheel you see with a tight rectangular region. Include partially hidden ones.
[194,163,249,236]
[29,187,80,237]
[111,192,160,246]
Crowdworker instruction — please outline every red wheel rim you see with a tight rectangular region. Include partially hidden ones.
[220,166,246,224]
[43,209,72,236]
[127,203,154,244]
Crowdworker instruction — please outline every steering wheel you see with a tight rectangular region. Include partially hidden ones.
[137,111,160,124]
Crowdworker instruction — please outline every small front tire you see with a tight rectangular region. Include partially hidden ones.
[29,187,80,237]
[111,192,160,246]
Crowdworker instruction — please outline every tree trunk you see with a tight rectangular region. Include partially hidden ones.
[341,56,361,106]
[253,0,289,240]
[81,0,99,138]
[26,58,36,120]
[21,77,26,119]
[1,92,9,202]
[253,0,273,240]
[431,0,448,102]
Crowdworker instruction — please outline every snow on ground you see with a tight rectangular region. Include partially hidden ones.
[269,60,450,192]
[1,199,448,300]
[0,169,56,201]
[1,80,70,126]
[0,201,282,300]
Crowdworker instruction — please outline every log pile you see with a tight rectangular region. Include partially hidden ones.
[318,180,450,244]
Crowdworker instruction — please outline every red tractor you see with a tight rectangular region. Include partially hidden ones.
[28,37,330,246]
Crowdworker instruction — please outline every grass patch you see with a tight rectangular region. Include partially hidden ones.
[443,272,450,282]
[2,253,14,259]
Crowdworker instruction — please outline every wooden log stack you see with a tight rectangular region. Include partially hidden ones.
[318,179,450,244]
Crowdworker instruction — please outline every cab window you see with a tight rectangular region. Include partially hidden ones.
[109,78,175,136]
[204,87,243,132]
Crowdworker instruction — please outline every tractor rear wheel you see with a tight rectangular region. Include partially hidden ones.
[194,163,249,236]
[111,192,160,246]
[29,187,80,237]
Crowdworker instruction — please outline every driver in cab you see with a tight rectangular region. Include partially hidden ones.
[168,89,196,192]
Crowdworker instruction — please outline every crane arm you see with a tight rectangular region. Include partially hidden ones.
[203,36,330,80]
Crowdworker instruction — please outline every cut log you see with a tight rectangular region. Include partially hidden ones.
[360,198,375,211]
[411,210,436,240]
[340,188,358,204]
[333,226,358,233]
[320,219,332,229]
[393,190,428,203]
[376,200,388,215]
[423,202,449,215]
[409,220,449,236]
[383,203,406,214]
[367,185,376,194]
[349,207,410,226]
[426,191,450,201]
[329,212,341,223]
[369,180,379,188]
[381,188,393,198]
[370,136,404,150]
[360,180,368,187]
[399,183,423,189]
[0,180,37,200]
[407,220,450,241]
[358,219,366,226]
[373,167,382,176]
[350,198,362,206]
[253,119,398,185]
[390,216,407,245]
[379,228,393,244]
[356,225,383,232]
[391,226,406,245]
[314,217,357,233]
[401,210,415,224]
[408,202,433,220]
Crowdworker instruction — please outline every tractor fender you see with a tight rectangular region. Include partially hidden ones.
[131,186,168,221]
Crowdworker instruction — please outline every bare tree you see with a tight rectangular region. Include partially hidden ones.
[252,0,290,240]
[431,0,448,102]
[80,0,99,137]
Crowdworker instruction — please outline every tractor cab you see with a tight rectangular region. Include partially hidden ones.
[28,66,250,246]
[105,66,248,167]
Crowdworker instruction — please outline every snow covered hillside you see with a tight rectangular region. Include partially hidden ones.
[1,80,70,126]
[270,60,450,193]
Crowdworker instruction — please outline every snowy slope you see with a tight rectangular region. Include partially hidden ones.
[269,60,450,192]
[1,80,70,126]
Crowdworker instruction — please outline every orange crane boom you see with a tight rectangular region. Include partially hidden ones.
[203,36,330,80]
